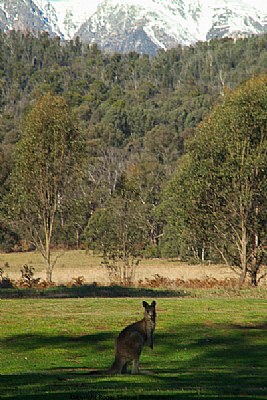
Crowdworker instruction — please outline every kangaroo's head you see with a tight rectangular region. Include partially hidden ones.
[143,300,156,323]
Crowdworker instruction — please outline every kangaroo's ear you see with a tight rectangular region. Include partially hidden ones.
[151,301,156,307]
[143,301,149,308]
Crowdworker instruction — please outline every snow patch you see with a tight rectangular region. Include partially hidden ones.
[143,25,166,49]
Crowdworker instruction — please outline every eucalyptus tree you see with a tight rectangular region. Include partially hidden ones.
[85,175,149,285]
[7,93,84,281]
[163,76,267,285]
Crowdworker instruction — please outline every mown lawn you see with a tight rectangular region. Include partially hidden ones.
[0,296,266,399]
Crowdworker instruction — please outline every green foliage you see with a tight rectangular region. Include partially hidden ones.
[1,31,267,154]
[7,93,84,280]
[85,181,149,284]
[162,76,267,284]
[1,31,267,261]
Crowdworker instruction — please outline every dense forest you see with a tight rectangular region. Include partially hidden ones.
[1,31,267,284]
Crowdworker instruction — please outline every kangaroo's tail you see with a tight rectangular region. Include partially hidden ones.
[88,356,123,376]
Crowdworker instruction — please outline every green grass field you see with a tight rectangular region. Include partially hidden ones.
[0,296,266,400]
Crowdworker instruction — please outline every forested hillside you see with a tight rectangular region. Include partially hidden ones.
[1,31,267,284]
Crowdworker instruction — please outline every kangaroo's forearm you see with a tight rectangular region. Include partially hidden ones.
[146,324,155,349]
[150,331,154,349]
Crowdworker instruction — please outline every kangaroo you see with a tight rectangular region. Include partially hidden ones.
[108,300,156,375]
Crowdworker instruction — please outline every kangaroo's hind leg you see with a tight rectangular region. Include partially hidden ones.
[121,362,129,374]
[109,355,128,374]
[131,358,140,374]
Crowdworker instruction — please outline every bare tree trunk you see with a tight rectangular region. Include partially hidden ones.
[250,268,258,286]
[76,228,79,250]
[250,206,260,286]
[201,241,205,262]
[239,218,247,287]
[45,238,52,283]
[46,261,52,282]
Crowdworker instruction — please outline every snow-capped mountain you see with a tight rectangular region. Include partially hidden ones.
[0,0,267,55]
[0,0,62,38]
[75,0,267,54]
[50,0,100,39]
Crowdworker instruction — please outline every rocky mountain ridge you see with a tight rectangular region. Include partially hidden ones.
[0,0,62,38]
